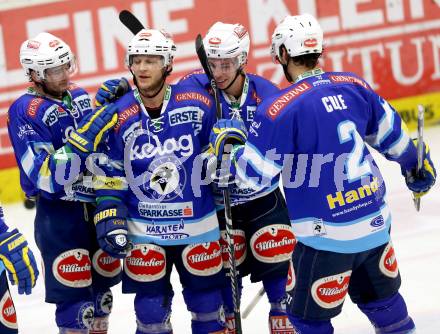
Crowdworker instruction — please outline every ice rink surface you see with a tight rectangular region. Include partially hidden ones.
[3,125,440,333]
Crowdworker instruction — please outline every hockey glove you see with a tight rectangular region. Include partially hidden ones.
[402,140,436,198]
[95,78,131,107]
[67,103,118,155]
[94,202,129,258]
[209,119,248,158]
[0,229,39,295]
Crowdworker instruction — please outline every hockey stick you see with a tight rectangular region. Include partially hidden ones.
[119,9,145,34]
[195,34,243,333]
[414,104,425,211]
[242,287,265,319]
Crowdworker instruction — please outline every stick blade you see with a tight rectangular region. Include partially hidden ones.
[119,10,145,35]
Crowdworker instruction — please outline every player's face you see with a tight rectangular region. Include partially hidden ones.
[42,62,74,95]
[130,55,167,93]
[208,57,240,90]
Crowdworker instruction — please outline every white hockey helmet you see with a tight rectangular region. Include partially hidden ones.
[271,14,323,62]
[19,32,75,80]
[203,22,250,67]
[126,28,177,67]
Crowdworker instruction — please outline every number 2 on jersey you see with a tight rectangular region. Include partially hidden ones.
[337,120,372,181]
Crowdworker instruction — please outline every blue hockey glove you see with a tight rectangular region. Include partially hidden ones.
[0,228,39,295]
[209,119,248,158]
[94,202,129,258]
[67,103,118,154]
[402,140,436,198]
[95,78,131,107]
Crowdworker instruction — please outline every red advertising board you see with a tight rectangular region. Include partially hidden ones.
[0,0,439,170]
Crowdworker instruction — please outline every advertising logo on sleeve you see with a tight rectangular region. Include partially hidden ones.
[182,242,223,276]
[124,244,166,282]
[0,291,17,329]
[250,225,296,263]
[92,249,122,278]
[266,83,311,120]
[311,271,351,309]
[220,229,247,268]
[379,242,399,278]
[27,97,44,118]
[52,249,92,288]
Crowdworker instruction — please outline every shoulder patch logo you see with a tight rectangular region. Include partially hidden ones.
[27,97,44,118]
[329,75,370,89]
[175,92,212,108]
[115,104,140,132]
[266,82,311,120]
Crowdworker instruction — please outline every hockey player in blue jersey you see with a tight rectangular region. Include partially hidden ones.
[0,205,39,333]
[7,32,121,334]
[209,14,436,334]
[93,28,227,334]
[179,22,296,333]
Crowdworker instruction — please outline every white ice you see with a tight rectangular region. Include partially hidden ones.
[3,125,440,334]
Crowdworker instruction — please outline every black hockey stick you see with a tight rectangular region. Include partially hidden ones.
[196,34,243,334]
[119,9,144,35]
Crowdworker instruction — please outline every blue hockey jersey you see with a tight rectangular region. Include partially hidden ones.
[7,85,95,202]
[179,70,281,206]
[233,70,417,253]
[0,206,7,235]
[96,84,220,246]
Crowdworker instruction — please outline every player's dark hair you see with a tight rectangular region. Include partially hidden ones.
[291,52,322,69]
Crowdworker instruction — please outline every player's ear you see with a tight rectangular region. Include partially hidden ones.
[280,46,289,64]
[30,70,42,83]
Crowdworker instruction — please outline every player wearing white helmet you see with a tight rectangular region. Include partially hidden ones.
[179,22,297,334]
[210,13,435,334]
[93,28,228,333]
[8,32,121,333]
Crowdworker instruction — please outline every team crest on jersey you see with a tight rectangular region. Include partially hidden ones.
[250,225,296,263]
[0,291,17,329]
[143,155,187,201]
[379,242,399,278]
[52,249,92,288]
[78,302,94,329]
[182,242,223,276]
[220,229,247,268]
[124,244,166,282]
[92,249,122,278]
[311,271,351,309]
[286,260,296,292]
[96,290,113,315]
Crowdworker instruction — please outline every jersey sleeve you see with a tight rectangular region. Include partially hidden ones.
[365,91,417,171]
[8,100,81,195]
[233,99,294,191]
